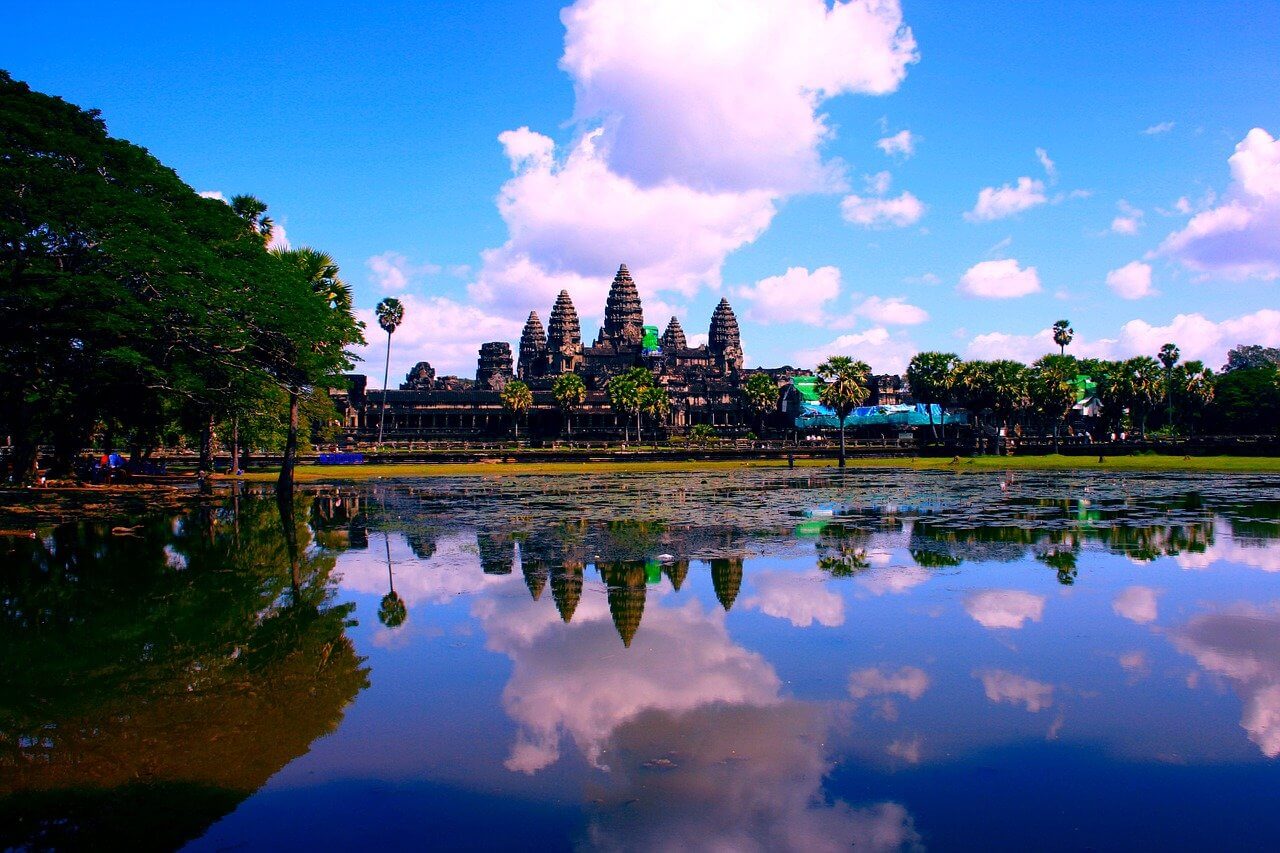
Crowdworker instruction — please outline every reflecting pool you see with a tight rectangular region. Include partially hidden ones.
[4,469,1280,850]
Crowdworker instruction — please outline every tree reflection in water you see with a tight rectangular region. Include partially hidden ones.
[0,494,369,850]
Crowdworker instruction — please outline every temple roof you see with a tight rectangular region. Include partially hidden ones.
[661,316,687,351]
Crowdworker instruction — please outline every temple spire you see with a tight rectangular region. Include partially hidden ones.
[518,311,548,380]
[547,290,583,374]
[599,263,644,347]
[661,316,687,352]
[708,298,743,374]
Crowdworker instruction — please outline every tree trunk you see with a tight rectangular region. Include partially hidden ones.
[636,411,642,445]
[1052,421,1060,454]
[378,330,392,445]
[230,414,240,476]
[198,411,214,473]
[927,402,937,441]
[278,390,300,497]
[838,418,847,468]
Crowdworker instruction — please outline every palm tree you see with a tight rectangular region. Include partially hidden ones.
[500,379,533,437]
[1159,342,1180,427]
[378,532,407,629]
[608,367,653,443]
[551,372,587,436]
[230,194,274,245]
[1179,360,1215,433]
[1122,356,1162,438]
[1052,320,1074,356]
[741,373,778,437]
[1030,354,1078,453]
[815,356,871,467]
[639,384,669,446]
[375,297,405,445]
[906,351,960,440]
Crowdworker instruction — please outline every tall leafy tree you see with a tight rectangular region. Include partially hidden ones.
[551,372,587,436]
[374,297,404,444]
[815,356,870,467]
[500,379,533,437]
[0,71,280,480]
[740,373,778,436]
[1052,320,1075,356]
[906,351,960,440]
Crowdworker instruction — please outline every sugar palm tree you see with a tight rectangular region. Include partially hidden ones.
[230,194,274,245]
[1159,342,1180,427]
[375,297,405,444]
[741,372,778,437]
[608,367,653,443]
[378,532,407,629]
[1122,356,1162,438]
[1031,354,1078,453]
[551,372,586,436]
[906,351,960,440]
[501,379,533,437]
[815,356,871,467]
[639,384,669,446]
[1052,320,1074,356]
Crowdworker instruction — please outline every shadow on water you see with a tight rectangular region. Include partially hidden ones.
[0,493,370,850]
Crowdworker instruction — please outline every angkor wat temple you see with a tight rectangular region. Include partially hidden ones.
[334,263,912,440]
[336,264,765,440]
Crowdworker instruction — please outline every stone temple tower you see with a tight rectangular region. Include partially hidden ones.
[547,290,582,374]
[476,341,514,390]
[708,298,743,374]
[661,316,687,352]
[597,263,644,348]
[517,311,548,381]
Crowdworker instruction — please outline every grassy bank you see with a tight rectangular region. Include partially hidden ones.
[234,454,1280,482]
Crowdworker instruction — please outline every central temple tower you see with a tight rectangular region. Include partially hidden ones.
[596,263,644,348]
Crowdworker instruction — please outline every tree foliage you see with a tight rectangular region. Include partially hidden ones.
[0,71,363,483]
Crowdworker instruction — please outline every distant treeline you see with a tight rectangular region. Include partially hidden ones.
[905,341,1280,442]
[0,71,364,487]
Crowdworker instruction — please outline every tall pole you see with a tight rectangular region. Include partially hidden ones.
[378,329,391,445]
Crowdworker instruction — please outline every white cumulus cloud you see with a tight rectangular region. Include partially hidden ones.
[841,190,925,228]
[1159,127,1280,280]
[963,308,1280,368]
[736,266,842,324]
[876,129,916,158]
[1106,260,1155,299]
[966,177,1048,221]
[855,295,929,325]
[794,327,919,374]
[562,0,918,193]
[958,258,1042,299]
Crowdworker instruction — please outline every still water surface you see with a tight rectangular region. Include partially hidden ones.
[5,469,1280,850]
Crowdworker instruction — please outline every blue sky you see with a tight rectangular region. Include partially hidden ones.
[5,0,1279,383]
